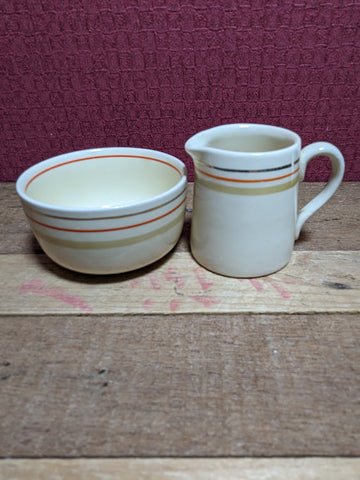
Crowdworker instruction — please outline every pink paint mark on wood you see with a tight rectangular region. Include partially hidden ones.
[142,298,154,310]
[170,298,181,312]
[282,275,299,285]
[130,278,141,288]
[149,274,162,290]
[249,279,263,291]
[19,279,93,312]
[264,278,291,299]
[190,295,221,308]
[166,267,185,289]
[194,268,213,291]
[19,279,43,294]
[301,253,311,266]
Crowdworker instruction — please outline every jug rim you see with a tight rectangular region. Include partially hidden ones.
[185,123,301,157]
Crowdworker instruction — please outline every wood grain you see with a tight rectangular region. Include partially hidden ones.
[1,183,359,254]
[0,313,359,457]
[1,251,359,315]
[1,458,360,480]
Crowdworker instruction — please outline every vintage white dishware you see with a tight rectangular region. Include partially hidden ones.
[185,123,345,278]
[16,147,187,274]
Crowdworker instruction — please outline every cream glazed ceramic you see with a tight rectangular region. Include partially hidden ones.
[16,147,187,274]
[185,124,345,278]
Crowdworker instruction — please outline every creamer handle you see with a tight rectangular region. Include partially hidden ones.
[296,142,345,239]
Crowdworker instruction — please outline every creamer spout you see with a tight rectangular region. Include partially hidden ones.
[184,130,211,161]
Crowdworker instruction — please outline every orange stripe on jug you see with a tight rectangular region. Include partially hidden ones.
[195,166,300,183]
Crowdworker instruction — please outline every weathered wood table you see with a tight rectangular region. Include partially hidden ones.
[0,182,359,479]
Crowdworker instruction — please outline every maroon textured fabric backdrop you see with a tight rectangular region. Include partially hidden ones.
[1,0,359,181]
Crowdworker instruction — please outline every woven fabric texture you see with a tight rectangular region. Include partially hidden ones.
[1,0,359,181]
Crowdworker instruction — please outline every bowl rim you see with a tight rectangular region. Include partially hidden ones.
[16,147,187,218]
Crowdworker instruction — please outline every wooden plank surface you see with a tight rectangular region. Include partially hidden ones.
[1,458,360,480]
[0,313,359,457]
[0,182,359,460]
[1,182,359,254]
[1,250,359,315]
